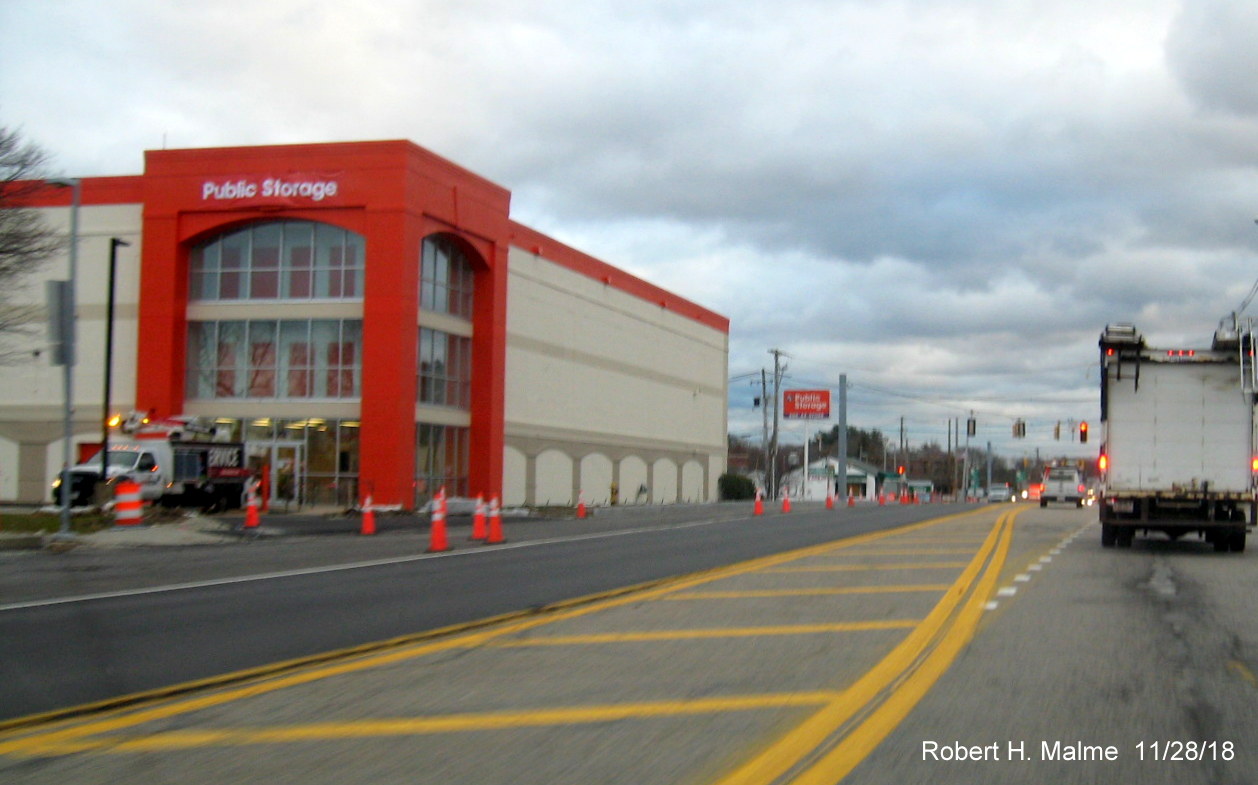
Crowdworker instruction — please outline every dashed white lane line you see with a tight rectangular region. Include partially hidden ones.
[985,522,1090,612]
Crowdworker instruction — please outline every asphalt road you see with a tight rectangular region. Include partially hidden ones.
[4,502,1256,785]
[844,507,1258,785]
[0,501,962,721]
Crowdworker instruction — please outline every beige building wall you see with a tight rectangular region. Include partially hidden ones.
[0,204,731,509]
[0,203,143,502]
[503,247,728,507]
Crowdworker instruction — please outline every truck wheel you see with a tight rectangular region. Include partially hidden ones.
[1230,531,1246,553]
[1040,499,1047,508]
[1214,535,1231,553]
[1117,531,1134,548]
[200,494,227,515]
[1101,523,1116,548]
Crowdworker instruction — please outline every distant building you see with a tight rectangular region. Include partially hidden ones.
[781,457,879,500]
[3,140,729,509]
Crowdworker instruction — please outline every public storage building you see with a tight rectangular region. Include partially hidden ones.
[1,140,729,510]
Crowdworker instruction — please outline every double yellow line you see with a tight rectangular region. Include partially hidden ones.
[1,507,1015,769]
[716,506,1020,785]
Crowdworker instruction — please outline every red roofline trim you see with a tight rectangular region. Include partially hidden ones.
[508,220,729,334]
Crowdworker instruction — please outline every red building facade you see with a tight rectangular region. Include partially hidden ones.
[15,139,728,510]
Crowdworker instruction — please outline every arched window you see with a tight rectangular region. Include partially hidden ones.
[190,220,365,302]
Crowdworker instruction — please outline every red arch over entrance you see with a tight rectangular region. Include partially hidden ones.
[135,140,510,509]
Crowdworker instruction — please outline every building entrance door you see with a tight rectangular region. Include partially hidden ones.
[248,441,304,509]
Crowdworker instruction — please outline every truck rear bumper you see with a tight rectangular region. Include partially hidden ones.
[1101,495,1255,527]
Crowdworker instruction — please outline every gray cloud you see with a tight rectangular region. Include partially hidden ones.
[1166,0,1258,117]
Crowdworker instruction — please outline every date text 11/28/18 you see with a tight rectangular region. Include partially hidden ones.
[1138,741,1234,761]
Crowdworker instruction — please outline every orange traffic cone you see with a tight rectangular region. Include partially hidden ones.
[848,494,856,507]
[825,491,835,510]
[427,488,449,553]
[360,494,376,535]
[782,491,792,513]
[485,495,505,544]
[244,480,261,529]
[754,490,764,516]
[470,494,487,540]
[577,490,586,519]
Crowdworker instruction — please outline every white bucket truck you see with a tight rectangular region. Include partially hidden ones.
[52,413,252,512]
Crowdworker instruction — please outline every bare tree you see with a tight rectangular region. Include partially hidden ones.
[0,125,62,363]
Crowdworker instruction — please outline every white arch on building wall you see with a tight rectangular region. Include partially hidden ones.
[503,446,527,507]
[534,449,572,506]
[502,440,717,507]
[651,458,678,504]
[579,452,614,506]
[619,455,649,505]
[681,460,704,503]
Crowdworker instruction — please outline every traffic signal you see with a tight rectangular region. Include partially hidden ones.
[897,465,905,475]
[966,417,976,437]
[1079,421,1089,443]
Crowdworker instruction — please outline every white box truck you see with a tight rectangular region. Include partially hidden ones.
[1098,321,1256,551]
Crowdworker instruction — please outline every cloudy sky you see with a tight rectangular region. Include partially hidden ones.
[4,0,1258,462]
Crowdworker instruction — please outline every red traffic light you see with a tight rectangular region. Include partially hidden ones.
[1079,421,1089,443]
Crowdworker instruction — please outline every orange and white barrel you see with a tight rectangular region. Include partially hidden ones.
[113,479,144,526]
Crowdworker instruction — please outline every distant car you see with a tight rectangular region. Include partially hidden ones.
[987,484,1016,503]
[1041,466,1085,507]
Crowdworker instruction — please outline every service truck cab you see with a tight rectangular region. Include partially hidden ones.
[1098,321,1256,551]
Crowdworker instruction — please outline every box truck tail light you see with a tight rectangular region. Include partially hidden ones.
[1078,484,1087,494]
[1098,454,1109,473]
[1252,457,1258,473]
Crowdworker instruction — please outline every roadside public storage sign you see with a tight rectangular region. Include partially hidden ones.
[783,389,831,419]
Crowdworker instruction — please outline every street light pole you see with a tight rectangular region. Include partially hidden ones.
[99,237,131,501]
[46,178,80,539]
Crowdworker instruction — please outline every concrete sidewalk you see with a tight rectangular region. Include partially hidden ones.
[2,499,800,550]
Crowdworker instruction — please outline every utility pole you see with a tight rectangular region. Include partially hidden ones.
[899,416,906,473]
[759,370,769,486]
[962,410,974,500]
[769,349,787,499]
[837,374,848,507]
[986,441,993,494]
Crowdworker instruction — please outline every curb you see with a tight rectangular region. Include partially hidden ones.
[0,534,46,551]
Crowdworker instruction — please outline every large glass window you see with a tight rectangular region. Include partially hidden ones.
[415,424,469,504]
[214,417,361,508]
[190,220,364,302]
[420,235,474,318]
[418,327,471,409]
[187,319,363,400]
